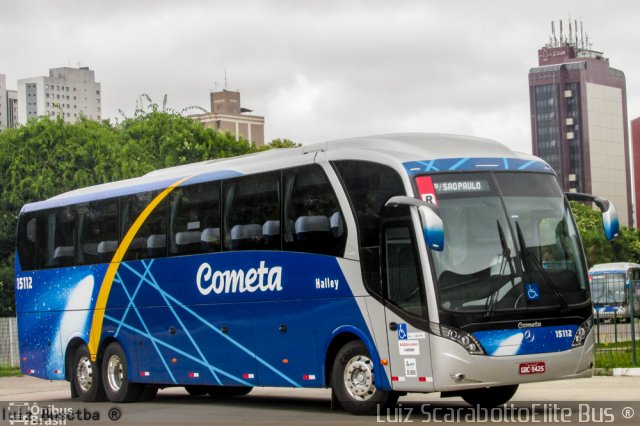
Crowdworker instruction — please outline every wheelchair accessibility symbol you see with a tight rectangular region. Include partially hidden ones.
[397,323,408,340]
[526,283,540,301]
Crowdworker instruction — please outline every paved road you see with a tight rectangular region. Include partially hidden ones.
[1,376,640,425]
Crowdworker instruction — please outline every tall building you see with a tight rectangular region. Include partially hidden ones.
[191,89,265,146]
[529,20,632,227]
[632,117,640,225]
[17,67,101,124]
[7,90,18,128]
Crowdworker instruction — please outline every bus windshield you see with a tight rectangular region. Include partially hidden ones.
[590,273,626,305]
[424,172,589,315]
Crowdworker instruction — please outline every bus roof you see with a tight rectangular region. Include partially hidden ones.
[21,133,547,214]
[589,262,640,274]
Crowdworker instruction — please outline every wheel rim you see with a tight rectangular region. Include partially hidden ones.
[76,355,94,392]
[107,354,124,392]
[343,354,376,401]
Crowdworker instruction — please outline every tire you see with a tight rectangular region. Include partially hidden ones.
[208,386,253,397]
[331,340,398,415]
[185,385,209,396]
[460,384,519,408]
[102,342,143,402]
[72,345,106,402]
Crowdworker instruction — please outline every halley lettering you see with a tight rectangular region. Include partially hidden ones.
[197,261,283,295]
[315,277,339,290]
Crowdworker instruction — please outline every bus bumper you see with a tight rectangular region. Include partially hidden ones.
[429,329,595,392]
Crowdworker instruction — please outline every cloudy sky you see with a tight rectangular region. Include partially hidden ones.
[2,0,639,152]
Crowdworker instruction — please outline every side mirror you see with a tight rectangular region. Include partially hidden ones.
[385,195,444,251]
[565,192,620,241]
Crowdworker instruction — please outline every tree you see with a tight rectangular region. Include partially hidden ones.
[262,138,301,149]
[570,201,640,267]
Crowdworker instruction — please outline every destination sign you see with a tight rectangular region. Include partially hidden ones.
[433,180,490,194]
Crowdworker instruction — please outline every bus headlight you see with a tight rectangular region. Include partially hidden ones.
[572,316,593,348]
[430,323,485,355]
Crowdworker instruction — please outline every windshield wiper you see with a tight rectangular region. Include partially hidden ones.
[484,221,518,318]
[515,221,569,313]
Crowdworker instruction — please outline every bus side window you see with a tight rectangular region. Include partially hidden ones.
[332,160,406,297]
[121,192,168,261]
[283,165,346,257]
[41,206,76,268]
[77,199,119,265]
[169,182,221,255]
[16,213,37,271]
[223,172,280,251]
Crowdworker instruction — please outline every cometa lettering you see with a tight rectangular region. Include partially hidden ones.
[197,261,283,295]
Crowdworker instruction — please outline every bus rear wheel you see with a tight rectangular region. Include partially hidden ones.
[72,345,106,402]
[102,342,143,402]
[460,384,518,408]
[331,340,398,415]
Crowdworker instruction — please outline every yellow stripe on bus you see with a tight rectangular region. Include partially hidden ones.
[87,176,192,359]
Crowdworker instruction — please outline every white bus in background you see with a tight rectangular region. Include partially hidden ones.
[589,262,640,322]
[15,133,618,414]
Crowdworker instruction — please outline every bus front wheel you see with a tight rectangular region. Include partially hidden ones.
[102,342,143,402]
[72,345,106,402]
[459,384,519,408]
[331,340,398,415]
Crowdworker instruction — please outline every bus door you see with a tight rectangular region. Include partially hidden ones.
[381,217,434,391]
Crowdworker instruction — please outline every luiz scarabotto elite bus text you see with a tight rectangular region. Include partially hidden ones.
[14,133,618,414]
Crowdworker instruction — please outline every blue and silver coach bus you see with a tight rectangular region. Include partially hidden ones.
[15,134,618,413]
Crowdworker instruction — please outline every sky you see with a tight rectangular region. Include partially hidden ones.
[1,0,639,153]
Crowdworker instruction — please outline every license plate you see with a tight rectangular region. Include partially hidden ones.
[519,362,546,375]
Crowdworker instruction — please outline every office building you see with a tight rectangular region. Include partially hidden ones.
[529,20,632,226]
[191,89,265,146]
[17,67,101,124]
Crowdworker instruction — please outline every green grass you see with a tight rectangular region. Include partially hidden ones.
[0,366,21,377]
[596,349,639,368]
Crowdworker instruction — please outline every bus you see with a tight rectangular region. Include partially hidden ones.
[589,263,640,322]
[15,133,618,414]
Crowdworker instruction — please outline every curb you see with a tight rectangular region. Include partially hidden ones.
[613,368,640,377]
[594,368,640,376]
